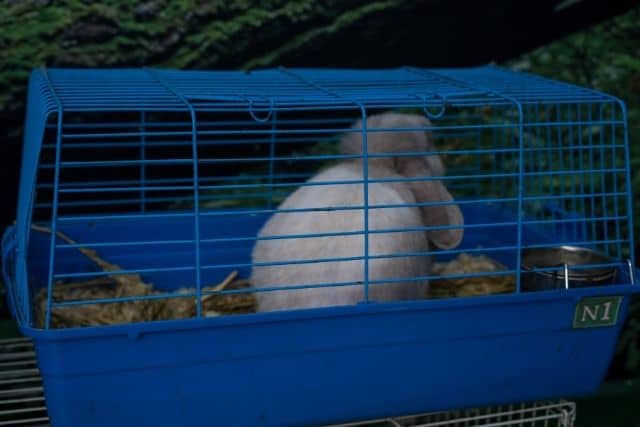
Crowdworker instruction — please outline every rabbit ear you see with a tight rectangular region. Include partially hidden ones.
[422,153,446,178]
[421,182,464,250]
[404,159,464,250]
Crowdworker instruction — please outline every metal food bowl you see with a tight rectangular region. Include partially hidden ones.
[521,246,617,292]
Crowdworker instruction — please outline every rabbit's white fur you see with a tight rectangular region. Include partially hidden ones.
[250,112,463,312]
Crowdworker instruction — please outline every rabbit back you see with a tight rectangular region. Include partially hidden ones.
[250,163,431,312]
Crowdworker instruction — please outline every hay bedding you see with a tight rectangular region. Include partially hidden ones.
[32,227,514,329]
[32,226,256,329]
[430,253,516,298]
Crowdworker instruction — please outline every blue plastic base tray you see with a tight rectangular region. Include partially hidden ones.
[6,203,640,427]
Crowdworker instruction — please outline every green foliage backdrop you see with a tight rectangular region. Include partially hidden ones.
[511,6,640,243]
[0,0,411,122]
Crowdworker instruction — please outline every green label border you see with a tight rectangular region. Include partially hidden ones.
[573,296,623,329]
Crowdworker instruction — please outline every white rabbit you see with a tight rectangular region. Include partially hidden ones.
[250,112,464,312]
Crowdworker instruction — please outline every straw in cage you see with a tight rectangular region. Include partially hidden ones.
[31,225,256,329]
[430,253,516,298]
[29,227,516,327]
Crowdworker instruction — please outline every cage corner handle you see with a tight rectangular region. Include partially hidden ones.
[248,97,275,123]
[421,93,447,120]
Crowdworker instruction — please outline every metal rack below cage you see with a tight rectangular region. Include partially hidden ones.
[333,402,576,427]
[0,338,48,427]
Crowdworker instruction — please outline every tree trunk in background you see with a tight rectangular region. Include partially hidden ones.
[1,0,636,115]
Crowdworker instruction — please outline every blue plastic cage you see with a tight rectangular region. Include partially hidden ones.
[2,66,639,427]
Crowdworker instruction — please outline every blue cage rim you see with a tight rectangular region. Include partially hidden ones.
[13,282,640,340]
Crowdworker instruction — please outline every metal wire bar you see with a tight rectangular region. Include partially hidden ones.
[0,340,48,427]
[145,68,204,318]
[40,68,64,330]
[331,401,575,427]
